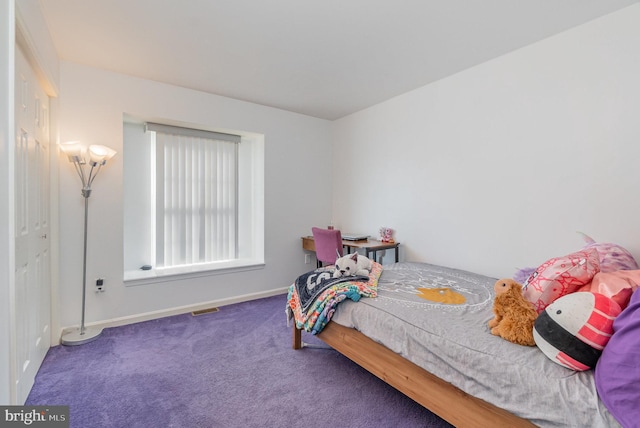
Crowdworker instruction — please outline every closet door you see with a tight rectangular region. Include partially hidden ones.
[14,44,51,404]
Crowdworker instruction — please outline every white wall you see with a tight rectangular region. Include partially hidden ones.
[332,5,640,279]
[57,62,333,330]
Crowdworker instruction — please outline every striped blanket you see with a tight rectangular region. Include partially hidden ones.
[287,262,382,334]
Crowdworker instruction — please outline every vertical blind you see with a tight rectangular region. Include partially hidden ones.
[147,123,240,268]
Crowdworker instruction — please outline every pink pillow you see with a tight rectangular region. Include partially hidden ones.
[523,249,600,313]
[577,270,640,310]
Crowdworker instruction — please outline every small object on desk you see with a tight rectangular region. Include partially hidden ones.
[379,227,395,243]
[342,233,369,241]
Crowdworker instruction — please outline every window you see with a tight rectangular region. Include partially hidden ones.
[149,122,240,268]
[123,117,264,283]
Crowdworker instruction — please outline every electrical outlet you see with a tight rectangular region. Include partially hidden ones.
[304,254,311,264]
[96,278,105,293]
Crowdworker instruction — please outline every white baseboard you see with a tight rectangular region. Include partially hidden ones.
[55,287,289,345]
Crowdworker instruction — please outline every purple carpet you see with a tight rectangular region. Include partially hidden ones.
[27,294,453,428]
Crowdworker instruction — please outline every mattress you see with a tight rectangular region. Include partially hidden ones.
[330,262,619,428]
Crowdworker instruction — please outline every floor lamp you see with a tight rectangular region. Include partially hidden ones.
[59,141,116,346]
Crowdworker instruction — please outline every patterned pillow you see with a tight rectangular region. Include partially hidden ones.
[578,270,640,310]
[579,233,639,273]
[522,249,600,313]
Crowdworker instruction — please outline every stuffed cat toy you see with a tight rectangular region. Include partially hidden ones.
[333,253,373,278]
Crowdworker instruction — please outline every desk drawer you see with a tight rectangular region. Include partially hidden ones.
[301,236,316,252]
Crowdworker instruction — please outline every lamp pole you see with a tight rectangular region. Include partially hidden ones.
[59,142,116,346]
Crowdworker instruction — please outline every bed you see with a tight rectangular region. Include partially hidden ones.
[290,262,620,428]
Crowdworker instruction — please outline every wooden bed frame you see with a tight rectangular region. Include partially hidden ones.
[293,323,536,428]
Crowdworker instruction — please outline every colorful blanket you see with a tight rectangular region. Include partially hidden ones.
[287,262,382,334]
[294,268,368,313]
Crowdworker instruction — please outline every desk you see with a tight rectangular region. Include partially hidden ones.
[301,236,399,264]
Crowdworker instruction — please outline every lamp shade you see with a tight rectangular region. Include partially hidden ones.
[59,141,83,161]
[89,145,117,165]
[88,145,107,163]
[102,146,117,161]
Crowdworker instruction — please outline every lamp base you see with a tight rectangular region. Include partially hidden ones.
[61,326,103,346]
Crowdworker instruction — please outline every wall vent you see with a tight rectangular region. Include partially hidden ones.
[191,307,219,316]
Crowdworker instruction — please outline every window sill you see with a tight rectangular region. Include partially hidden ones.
[123,259,265,287]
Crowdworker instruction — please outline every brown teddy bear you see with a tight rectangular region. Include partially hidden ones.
[488,279,539,346]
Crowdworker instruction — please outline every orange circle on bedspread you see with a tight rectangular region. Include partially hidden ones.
[417,287,466,304]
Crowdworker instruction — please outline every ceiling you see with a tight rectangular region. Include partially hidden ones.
[37,0,638,120]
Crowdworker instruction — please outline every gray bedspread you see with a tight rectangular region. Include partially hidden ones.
[330,262,619,428]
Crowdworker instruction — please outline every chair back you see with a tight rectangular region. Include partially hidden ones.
[311,227,343,266]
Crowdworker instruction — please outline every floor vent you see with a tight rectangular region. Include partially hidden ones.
[191,307,219,316]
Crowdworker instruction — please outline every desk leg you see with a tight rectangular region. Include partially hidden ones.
[367,249,379,263]
[395,246,399,263]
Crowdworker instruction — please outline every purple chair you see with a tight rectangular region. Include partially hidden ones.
[311,227,343,268]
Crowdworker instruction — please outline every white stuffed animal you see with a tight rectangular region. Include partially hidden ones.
[333,253,373,278]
